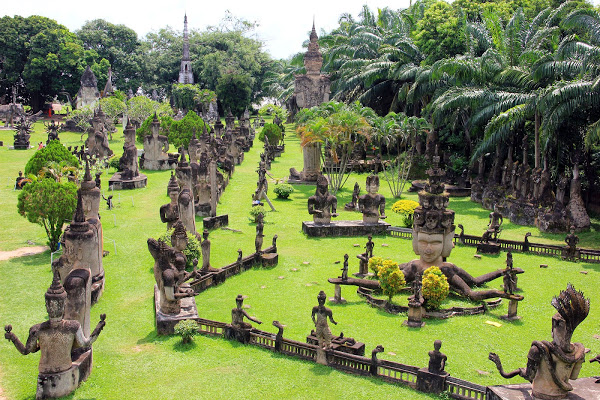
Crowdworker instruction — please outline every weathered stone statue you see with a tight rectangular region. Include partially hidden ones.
[307,175,338,224]
[312,290,337,365]
[4,270,106,399]
[76,66,100,109]
[358,174,386,223]
[142,113,171,170]
[160,173,180,230]
[344,182,361,211]
[178,186,196,235]
[86,108,113,159]
[563,226,579,261]
[255,213,264,254]
[200,230,213,272]
[13,117,32,149]
[340,254,349,280]
[428,340,447,374]
[489,284,588,400]
[502,252,517,295]
[44,119,61,144]
[231,294,262,330]
[109,121,147,189]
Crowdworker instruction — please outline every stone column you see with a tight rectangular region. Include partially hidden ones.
[302,143,321,181]
[209,160,217,218]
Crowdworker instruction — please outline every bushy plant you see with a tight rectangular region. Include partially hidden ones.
[259,123,282,145]
[368,256,384,278]
[158,229,201,269]
[376,259,406,302]
[17,178,78,251]
[273,183,294,199]
[174,320,199,344]
[391,199,420,228]
[66,106,94,132]
[249,205,266,222]
[258,103,288,121]
[421,266,449,310]
[24,140,79,177]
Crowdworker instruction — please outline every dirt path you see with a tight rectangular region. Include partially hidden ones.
[0,245,48,261]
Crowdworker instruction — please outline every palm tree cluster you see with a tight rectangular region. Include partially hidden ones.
[268,0,600,225]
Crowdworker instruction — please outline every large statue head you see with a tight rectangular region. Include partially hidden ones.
[551,284,589,351]
[46,269,67,320]
[365,174,380,195]
[316,175,329,195]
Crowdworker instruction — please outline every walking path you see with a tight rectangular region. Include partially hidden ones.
[0,245,48,261]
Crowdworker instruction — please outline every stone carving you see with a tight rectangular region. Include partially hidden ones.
[563,226,580,261]
[178,14,194,84]
[86,108,113,159]
[76,66,100,109]
[358,174,386,223]
[231,294,262,330]
[312,291,337,365]
[142,114,172,170]
[307,175,338,224]
[44,120,61,144]
[4,269,105,399]
[109,122,147,189]
[12,116,33,149]
[344,182,361,211]
[160,173,180,230]
[489,284,588,400]
[255,213,264,254]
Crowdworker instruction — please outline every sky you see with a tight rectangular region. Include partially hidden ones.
[3,0,600,60]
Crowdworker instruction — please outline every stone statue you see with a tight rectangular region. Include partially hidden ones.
[255,213,264,254]
[344,182,361,211]
[231,294,262,330]
[160,173,180,230]
[312,291,337,365]
[365,235,374,259]
[340,254,349,280]
[428,340,447,374]
[483,205,503,242]
[142,113,170,170]
[489,284,589,400]
[44,119,61,144]
[503,252,517,295]
[358,174,386,223]
[555,172,568,206]
[308,175,338,224]
[13,116,33,149]
[86,109,113,159]
[564,226,579,261]
[200,229,213,272]
[4,270,106,399]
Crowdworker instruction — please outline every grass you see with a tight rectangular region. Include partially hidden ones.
[0,120,599,399]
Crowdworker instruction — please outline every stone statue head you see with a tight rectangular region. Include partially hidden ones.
[551,284,589,351]
[365,174,379,194]
[236,294,244,308]
[46,269,67,320]
[433,340,442,351]
[317,290,326,305]
[316,175,329,195]
[413,232,445,264]
[171,221,188,251]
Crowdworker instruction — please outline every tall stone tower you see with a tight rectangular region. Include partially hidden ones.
[178,14,194,84]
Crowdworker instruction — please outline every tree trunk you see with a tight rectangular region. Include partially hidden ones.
[534,112,540,169]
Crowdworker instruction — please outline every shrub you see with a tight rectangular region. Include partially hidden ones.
[24,140,79,177]
[249,205,266,222]
[158,229,201,269]
[174,320,199,344]
[377,259,406,302]
[368,256,384,278]
[259,123,282,145]
[17,178,78,251]
[391,199,420,228]
[421,266,449,310]
[273,183,294,199]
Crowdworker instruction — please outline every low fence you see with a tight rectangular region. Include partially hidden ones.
[191,314,488,400]
[387,227,600,264]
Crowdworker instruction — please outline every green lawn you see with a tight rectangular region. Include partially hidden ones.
[0,120,599,400]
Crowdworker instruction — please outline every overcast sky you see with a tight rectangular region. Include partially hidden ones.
[3,0,600,60]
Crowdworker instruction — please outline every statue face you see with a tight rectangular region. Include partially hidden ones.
[317,183,327,196]
[172,237,187,252]
[425,212,440,230]
[367,181,379,195]
[417,233,444,264]
[551,315,572,351]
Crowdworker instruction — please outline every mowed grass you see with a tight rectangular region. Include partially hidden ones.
[0,120,599,400]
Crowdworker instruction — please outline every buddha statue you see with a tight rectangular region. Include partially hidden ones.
[308,175,338,224]
[358,174,386,223]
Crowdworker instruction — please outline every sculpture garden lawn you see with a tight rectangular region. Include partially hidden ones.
[0,121,599,399]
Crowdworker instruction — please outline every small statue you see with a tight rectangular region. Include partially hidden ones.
[503,251,517,295]
[200,229,213,272]
[564,226,579,260]
[365,235,375,260]
[358,174,386,223]
[489,284,588,400]
[95,172,102,190]
[15,170,29,190]
[231,294,262,330]
[102,194,113,210]
[255,213,264,254]
[307,175,338,224]
[4,270,106,399]
[340,254,349,280]
[428,340,447,375]
[409,273,424,306]
[344,182,360,211]
[312,291,338,365]
[486,205,503,241]
[160,173,180,229]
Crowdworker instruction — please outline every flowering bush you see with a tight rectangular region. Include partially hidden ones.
[368,256,384,278]
[372,258,406,302]
[391,199,420,227]
[421,266,449,310]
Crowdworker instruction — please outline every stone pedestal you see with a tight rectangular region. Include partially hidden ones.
[203,214,229,230]
[487,377,600,400]
[500,299,521,321]
[261,253,278,267]
[403,304,425,328]
[36,349,92,399]
[329,284,346,304]
[224,325,252,344]
[353,257,372,278]
[154,285,198,335]
[108,172,147,190]
[302,142,320,181]
[302,220,390,237]
[416,368,449,394]
[477,241,501,255]
[195,203,211,217]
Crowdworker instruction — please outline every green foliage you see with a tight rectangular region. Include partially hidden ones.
[216,73,253,117]
[368,256,384,278]
[171,84,202,111]
[66,106,94,132]
[376,259,406,302]
[99,96,127,124]
[249,205,266,222]
[24,140,79,177]
[127,96,172,128]
[17,178,77,251]
[421,266,450,310]
[391,199,420,227]
[273,183,294,199]
[259,123,282,145]
[174,320,199,344]
[166,111,208,149]
[158,229,201,269]
[258,103,288,121]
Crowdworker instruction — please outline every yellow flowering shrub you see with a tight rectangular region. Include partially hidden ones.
[421,266,449,310]
[391,199,420,227]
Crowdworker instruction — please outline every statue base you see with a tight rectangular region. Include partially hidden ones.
[302,220,390,237]
[36,349,92,399]
[329,284,346,304]
[195,203,211,217]
[142,158,177,171]
[203,215,229,230]
[108,172,147,190]
[500,299,521,321]
[477,241,501,255]
[224,325,252,344]
[488,377,600,400]
[403,305,426,328]
[154,285,198,335]
[261,253,278,267]
[416,368,449,394]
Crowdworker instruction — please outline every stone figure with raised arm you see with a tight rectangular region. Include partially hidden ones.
[489,284,588,400]
[231,294,262,330]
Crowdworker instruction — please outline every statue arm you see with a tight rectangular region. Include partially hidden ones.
[311,307,317,325]
[4,325,40,355]
[75,314,106,348]
[243,311,262,325]
[488,352,528,380]
[379,198,386,218]
[328,310,338,325]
